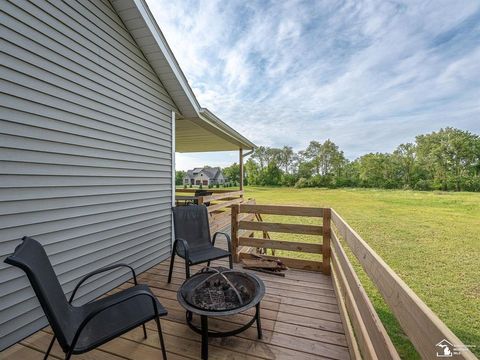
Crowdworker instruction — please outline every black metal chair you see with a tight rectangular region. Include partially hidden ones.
[168,205,232,283]
[4,236,168,360]
[194,190,213,206]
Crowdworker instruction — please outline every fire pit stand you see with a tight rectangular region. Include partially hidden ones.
[177,267,265,360]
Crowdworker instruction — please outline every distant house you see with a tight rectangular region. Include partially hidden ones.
[184,167,225,186]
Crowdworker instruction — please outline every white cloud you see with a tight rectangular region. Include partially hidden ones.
[147,0,480,162]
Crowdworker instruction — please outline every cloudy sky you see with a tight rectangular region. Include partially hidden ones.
[146,0,480,170]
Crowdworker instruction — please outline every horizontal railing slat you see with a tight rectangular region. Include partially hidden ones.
[238,220,323,235]
[238,237,323,253]
[202,190,243,203]
[239,204,324,217]
[207,197,244,213]
[176,188,241,194]
[331,231,399,359]
[331,262,363,360]
[331,256,377,360]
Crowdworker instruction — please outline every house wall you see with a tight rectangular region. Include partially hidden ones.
[0,0,177,350]
[214,174,225,184]
[193,171,209,185]
[183,169,225,186]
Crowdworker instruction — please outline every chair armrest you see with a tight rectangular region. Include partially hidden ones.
[173,238,190,261]
[69,264,137,304]
[212,232,232,253]
[70,289,161,351]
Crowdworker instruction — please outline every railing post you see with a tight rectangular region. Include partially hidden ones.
[239,148,244,194]
[231,204,240,262]
[322,208,331,275]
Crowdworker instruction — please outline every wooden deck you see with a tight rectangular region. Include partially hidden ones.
[1,255,350,360]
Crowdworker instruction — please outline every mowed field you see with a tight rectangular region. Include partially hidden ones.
[243,186,480,359]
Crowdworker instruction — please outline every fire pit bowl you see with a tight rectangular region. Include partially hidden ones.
[177,267,265,359]
[178,267,264,314]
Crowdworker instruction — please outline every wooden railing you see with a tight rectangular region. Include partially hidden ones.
[175,189,245,234]
[230,204,476,360]
[231,204,331,274]
[331,210,476,360]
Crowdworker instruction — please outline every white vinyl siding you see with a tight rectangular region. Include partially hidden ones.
[0,0,177,350]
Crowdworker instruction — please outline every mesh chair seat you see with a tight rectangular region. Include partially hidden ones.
[75,284,167,353]
[186,246,231,265]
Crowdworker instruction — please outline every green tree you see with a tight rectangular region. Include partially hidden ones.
[223,163,240,184]
[304,140,346,176]
[303,141,322,175]
[175,170,186,186]
[238,127,480,192]
[416,128,479,191]
[259,162,283,186]
[278,146,295,173]
[392,143,417,187]
[252,146,269,169]
[265,148,283,167]
[297,160,315,179]
[341,160,360,186]
[245,158,260,185]
[358,153,396,188]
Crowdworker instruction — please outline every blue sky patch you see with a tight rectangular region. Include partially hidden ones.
[146,0,480,170]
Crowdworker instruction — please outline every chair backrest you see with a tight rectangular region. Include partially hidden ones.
[194,190,212,197]
[194,190,213,206]
[4,237,76,351]
[172,205,212,250]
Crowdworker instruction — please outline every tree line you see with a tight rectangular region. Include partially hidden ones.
[228,127,480,191]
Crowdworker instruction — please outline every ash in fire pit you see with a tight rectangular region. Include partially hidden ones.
[181,267,258,312]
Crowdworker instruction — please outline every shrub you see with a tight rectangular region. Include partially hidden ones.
[294,177,308,188]
[414,179,433,191]
[281,174,297,187]
[463,177,480,192]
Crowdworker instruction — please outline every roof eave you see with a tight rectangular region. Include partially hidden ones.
[199,108,256,150]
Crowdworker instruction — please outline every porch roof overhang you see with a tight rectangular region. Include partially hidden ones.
[176,109,256,153]
[112,0,255,153]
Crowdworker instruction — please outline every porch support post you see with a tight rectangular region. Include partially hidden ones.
[239,148,244,192]
[171,111,176,247]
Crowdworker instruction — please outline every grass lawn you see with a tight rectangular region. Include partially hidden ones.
[243,186,480,359]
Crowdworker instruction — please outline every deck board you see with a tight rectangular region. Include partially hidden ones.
[1,256,350,360]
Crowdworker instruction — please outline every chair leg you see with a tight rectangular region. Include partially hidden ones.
[256,303,263,339]
[229,254,233,269]
[65,349,73,360]
[44,335,56,360]
[185,262,191,279]
[168,252,175,283]
[155,317,167,360]
[206,260,211,267]
[142,323,147,339]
